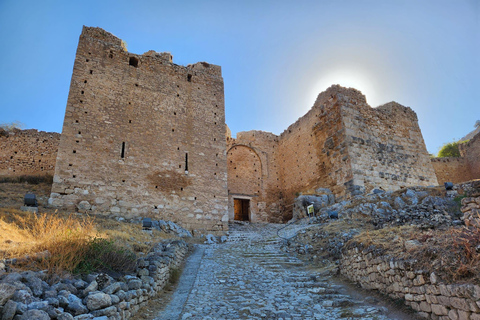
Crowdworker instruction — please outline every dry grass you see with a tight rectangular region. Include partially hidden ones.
[346,222,480,284]
[0,181,176,276]
[345,225,419,254]
[0,208,96,274]
[0,181,53,209]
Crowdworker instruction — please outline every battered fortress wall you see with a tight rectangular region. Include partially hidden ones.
[277,87,351,214]
[50,27,228,232]
[432,131,480,184]
[227,86,438,221]
[0,129,60,176]
[344,101,438,194]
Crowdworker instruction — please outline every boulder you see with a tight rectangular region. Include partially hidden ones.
[19,309,50,320]
[85,292,112,311]
[0,283,16,306]
[205,234,217,244]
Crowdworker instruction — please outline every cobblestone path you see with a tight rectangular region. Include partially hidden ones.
[159,223,414,320]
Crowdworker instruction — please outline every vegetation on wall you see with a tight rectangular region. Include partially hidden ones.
[0,121,24,131]
[437,141,461,158]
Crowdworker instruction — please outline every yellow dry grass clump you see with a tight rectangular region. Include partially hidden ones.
[0,208,96,273]
[0,208,172,275]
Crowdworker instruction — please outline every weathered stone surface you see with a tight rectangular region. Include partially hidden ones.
[431,304,449,316]
[18,309,50,320]
[0,283,16,306]
[228,86,438,222]
[2,300,17,320]
[66,294,88,315]
[0,129,59,176]
[49,26,228,232]
[127,279,142,290]
[85,292,112,311]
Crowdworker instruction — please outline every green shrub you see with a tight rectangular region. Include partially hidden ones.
[75,238,137,274]
[169,267,181,285]
[0,175,53,184]
[438,141,461,158]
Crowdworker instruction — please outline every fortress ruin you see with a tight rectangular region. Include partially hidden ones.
[5,26,471,231]
[49,27,228,232]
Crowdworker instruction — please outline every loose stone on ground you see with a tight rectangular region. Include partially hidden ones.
[158,223,415,320]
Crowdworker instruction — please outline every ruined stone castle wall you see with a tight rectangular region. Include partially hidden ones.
[277,87,351,216]
[344,101,438,194]
[226,131,283,222]
[227,86,437,221]
[464,132,480,180]
[50,27,228,232]
[0,129,60,176]
[431,131,480,184]
[431,157,471,184]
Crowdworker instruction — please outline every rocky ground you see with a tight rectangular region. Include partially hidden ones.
[151,223,420,320]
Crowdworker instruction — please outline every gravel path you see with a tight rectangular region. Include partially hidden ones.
[155,223,414,320]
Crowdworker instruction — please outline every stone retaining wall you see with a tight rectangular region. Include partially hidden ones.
[340,247,480,320]
[461,187,480,227]
[0,239,188,320]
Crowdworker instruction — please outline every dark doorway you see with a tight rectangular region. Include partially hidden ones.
[234,198,250,221]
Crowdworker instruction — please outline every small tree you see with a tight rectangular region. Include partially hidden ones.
[438,141,461,158]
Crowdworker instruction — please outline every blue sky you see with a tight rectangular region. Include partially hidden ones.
[0,0,478,155]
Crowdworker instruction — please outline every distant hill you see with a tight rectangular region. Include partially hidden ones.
[459,120,480,142]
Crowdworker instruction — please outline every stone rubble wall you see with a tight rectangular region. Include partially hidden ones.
[50,26,228,232]
[460,181,480,226]
[0,239,187,320]
[340,247,480,320]
[0,129,60,177]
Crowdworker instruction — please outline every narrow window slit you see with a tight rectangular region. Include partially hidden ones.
[121,142,125,158]
[185,153,189,173]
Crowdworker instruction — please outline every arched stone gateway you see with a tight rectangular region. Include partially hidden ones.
[227,144,263,222]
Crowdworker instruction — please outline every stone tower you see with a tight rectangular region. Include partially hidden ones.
[50,27,228,232]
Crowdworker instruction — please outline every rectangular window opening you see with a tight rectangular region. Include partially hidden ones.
[185,153,188,173]
[129,56,139,67]
[121,142,125,158]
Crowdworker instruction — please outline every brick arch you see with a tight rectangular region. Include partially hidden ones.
[227,144,263,196]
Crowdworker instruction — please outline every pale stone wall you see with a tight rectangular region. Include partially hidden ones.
[344,101,438,194]
[50,27,228,232]
[0,129,60,176]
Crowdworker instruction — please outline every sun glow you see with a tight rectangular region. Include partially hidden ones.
[309,68,379,107]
